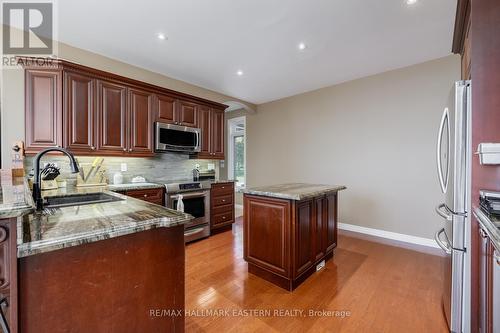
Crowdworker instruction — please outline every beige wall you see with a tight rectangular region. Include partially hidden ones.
[246,55,460,239]
[0,39,255,167]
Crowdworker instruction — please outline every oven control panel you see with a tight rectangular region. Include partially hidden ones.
[179,183,201,191]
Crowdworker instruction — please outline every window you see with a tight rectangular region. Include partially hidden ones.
[228,117,245,189]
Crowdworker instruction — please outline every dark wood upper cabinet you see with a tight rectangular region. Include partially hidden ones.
[64,71,96,152]
[21,58,228,157]
[210,108,225,159]
[197,105,212,158]
[25,69,63,153]
[128,88,154,156]
[156,93,177,124]
[178,100,198,127]
[96,80,127,154]
[191,106,225,160]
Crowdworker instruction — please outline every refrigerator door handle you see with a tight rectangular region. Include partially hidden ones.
[435,203,453,221]
[436,107,450,193]
[435,228,452,254]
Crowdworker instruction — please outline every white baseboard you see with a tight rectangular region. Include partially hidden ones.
[338,222,439,249]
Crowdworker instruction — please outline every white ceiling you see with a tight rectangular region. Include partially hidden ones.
[56,0,457,104]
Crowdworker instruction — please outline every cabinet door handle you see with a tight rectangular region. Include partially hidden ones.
[123,148,127,152]
[143,194,148,198]
[129,149,133,152]
[91,146,96,150]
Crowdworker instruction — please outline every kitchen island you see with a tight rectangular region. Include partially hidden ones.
[0,182,191,333]
[243,183,346,291]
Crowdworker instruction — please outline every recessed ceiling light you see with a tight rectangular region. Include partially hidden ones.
[406,0,418,5]
[298,42,307,51]
[236,70,244,76]
[157,33,167,40]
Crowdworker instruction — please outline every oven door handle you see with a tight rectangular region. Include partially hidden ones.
[185,227,207,236]
[169,191,208,199]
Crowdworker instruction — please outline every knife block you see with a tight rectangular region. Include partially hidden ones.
[76,164,108,187]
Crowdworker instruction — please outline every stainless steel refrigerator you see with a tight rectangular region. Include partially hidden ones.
[434,80,471,333]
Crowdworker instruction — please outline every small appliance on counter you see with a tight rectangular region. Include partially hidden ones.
[197,170,216,181]
[479,190,500,217]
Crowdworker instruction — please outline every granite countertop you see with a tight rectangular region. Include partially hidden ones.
[107,180,234,192]
[210,179,235,184]
[18,188,192,258]
[242,183,347,200]
[0,178,34,219]
[107,182,165,191]
[473,206,500,250]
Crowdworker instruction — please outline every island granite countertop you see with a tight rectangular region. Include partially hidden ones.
[18,187,192,258]
[242,183,347,201]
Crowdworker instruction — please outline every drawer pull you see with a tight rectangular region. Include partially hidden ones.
[222,216,226,220]
[222,199,226,202]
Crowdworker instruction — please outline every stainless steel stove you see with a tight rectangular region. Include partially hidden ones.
[164,180,212,243]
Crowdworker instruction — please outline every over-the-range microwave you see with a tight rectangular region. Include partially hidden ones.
[155,122,201,153]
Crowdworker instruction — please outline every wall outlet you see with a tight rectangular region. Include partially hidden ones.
[120,163,128,172]
[316,260,326,272]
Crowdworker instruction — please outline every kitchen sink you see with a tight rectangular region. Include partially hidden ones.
[43,192,124,209]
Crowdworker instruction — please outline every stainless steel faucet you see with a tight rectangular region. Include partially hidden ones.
[32,147,80,211]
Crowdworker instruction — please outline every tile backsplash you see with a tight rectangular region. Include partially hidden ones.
[24,153,219,185]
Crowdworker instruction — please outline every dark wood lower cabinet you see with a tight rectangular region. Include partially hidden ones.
[210,182,235,233]
[0,218,18,333]
[243,192,338,291]
[19,225,185,333]
[478,224,500,333]
[122,188,164,206]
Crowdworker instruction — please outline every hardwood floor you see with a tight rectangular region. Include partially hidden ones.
[186,217,448,332]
